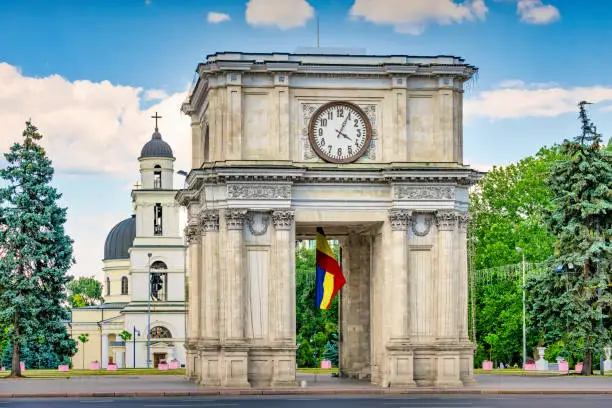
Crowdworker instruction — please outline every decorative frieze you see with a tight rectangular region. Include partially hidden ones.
[226,209,248,230]
[457,212,470,233]
[246,212,271,236]
[435,210,457,231]
[388,209,412,231]
[271,210,295,230]
[201,209,220,233]
[227,184,291,200]
[185,223,202,245]
[394,186,455,200]
[411,213,434,237]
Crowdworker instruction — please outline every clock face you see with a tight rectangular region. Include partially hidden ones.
[308,101,372,163]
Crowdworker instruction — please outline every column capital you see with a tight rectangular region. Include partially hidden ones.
[388,209,412,231]
[435,209,457,231]
[184,223,202,244]
[272,209,295,230]
[457,212,471,233]
[201,209,220,232]
[226,209,248,230]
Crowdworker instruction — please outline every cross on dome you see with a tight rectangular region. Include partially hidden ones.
[151,112,162,131]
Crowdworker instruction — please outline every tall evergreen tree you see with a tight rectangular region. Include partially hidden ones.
[0,121,77,377]
[528,102,612,375]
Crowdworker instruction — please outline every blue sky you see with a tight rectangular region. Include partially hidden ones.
[1,0,611,278]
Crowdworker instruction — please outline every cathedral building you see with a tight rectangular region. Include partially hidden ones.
[68,121,187,369]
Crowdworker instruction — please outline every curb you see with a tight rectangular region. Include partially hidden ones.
[4,389,612,398]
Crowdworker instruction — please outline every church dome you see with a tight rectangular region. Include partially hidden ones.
[139,130,174,159]
[103,215,136,261]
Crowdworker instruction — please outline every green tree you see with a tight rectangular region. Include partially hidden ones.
[0,121,77,377]
[67,276,103,307]
[528,102,612,375]
[77,333,89,369]
[470,146,562,367]
[118,330,132,342]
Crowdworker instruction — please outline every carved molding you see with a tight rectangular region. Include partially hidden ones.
[227,184,291,200]
[226,209,248,230]
[388,209,412,231]
[184,223,202,245]
[271,210,295,230]
[201,209,220,233]
[246,212,271,236]
[395,185,455,200]
[457,212,471,233]
[435,210,457,231]
[411,213,434,237]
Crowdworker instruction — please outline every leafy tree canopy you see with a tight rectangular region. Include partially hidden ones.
[67,276,103,307]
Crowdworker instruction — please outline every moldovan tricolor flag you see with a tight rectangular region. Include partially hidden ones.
[315,227,346,310]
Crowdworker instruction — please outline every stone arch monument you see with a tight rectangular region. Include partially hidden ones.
[177,51,479,388]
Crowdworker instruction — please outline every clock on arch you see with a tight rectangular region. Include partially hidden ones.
[308,101,372,163]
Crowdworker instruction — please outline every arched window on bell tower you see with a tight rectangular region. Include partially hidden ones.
[153,165,162,189]
[121,276,129,295]
[106,276,110,296]
[153,203,163,236]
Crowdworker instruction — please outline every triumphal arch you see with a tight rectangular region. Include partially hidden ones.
[177,51,479,388]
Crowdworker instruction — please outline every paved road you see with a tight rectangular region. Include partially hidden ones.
[4,395,612,408]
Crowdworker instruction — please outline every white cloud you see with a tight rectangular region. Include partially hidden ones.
[0,62,191,279]
[465,81,612,120]
[0,62,190,177]
[517,0,560,24]
[144,89,169,101]
[207,11,231,24]
[246,0,314,30]
[349,0,488,35]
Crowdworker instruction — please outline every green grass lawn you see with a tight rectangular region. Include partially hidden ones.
[0,367,186,378]
[296,368,338,375]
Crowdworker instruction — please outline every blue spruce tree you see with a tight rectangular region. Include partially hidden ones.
[0,121,77,377]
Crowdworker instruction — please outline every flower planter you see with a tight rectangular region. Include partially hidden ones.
[20,362,25,372]
[158,362,169,371]
[575,362,583,373]
[320,360,332,369]
[106,363,117,371]
[524,363,537,371]
[89,362,100,370]
[58,365,69,372]
[558,362,569,371]
[169,361,181,369]
[482,361,493,370]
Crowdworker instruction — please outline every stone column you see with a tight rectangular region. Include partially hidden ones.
[185,222,202,381]
[457,212,475,385]
[115,351,124,368]
[434,209,462,387]
[385,209,415,387]
[222,209,250,387]
[101,334,109,368]
[266,209,297,387]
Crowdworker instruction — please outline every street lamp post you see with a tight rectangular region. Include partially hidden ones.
[133,327,140,368]
[147,253,152,369]
[516,247,527,369]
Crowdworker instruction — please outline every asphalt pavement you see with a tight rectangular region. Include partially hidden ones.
[5,395,612,408]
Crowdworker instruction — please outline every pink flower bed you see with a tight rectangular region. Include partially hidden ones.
[558,362,569,371]
[58,365,69,372]
[482,361,493,370]
[106,363,117,371]
[575,362,583,373]
[524,363,537,370]
[169,361,180,369]
[158,363,169,371]
[90,362,100,370]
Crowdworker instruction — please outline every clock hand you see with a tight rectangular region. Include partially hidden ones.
[335,129,351,140]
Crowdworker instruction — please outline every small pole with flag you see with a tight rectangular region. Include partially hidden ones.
[315,227,346,311]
